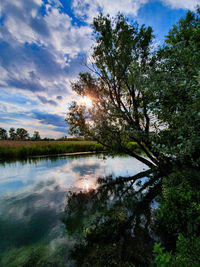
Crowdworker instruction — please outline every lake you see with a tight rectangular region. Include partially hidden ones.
[0,153,147,266]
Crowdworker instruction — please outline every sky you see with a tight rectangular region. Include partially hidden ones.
[0,0,199,138]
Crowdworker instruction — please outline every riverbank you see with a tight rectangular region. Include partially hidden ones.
[0,140,105,159]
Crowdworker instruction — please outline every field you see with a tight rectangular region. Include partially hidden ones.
[0,140,98,147]
[0,140,105,159]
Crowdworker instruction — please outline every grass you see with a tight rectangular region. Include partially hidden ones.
[0,140,105,159]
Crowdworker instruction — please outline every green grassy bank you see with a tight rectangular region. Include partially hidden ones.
[0,141,105,159]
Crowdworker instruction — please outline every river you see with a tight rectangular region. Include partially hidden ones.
[0,153,147,266]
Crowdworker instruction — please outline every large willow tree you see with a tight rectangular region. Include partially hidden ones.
[66,10,200,266]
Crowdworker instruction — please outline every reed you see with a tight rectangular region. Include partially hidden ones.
[0,141,105,159]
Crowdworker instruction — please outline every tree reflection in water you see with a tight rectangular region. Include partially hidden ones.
[64,168,161,266]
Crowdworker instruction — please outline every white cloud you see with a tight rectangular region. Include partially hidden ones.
[98,0,148,16]
[71,0,199,23]
[44,7,93,58]
[1,0,93,59]
[1,0,198,137]
[161,0,200,10]
[0,0,93,138]
[72,0,148,22]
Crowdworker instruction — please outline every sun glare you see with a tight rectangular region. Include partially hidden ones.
[76,177,96,192]
[80,96,93,107]
[83,180,90,192]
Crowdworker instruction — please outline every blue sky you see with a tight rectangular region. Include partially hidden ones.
[0,0,199,138]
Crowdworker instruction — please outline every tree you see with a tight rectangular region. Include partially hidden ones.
[32,131,41,141]
[66,9,200,266]
[67,9,200,189]
[149,9,200,167]
[9,127,16,140]
[16,128,29,140]
[0,127,8,140]
[67,14,159,167]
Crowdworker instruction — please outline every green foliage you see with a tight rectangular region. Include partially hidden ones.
[9,128,16,140]
[16,128,29,140]
[0,141,105,159]
[32,131,41,141]
[153,243,171,267]
[175,234,200,266]
[67,9,200,168]
[7,128,42,141]
[64,8,200,266]
[153,167,200,266]
[153,235,200,267]
[155,167,200,248]
[149,9,200,165]
[0,127,8,140]
[66,13,158,168]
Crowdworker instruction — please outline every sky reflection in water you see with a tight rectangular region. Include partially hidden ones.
[0,154,146,253]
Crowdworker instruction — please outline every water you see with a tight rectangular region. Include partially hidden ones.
[0,154,146,265]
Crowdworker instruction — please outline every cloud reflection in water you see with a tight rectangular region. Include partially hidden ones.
[0,154,147,253]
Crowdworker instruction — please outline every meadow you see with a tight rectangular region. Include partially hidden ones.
[0,140,105,159]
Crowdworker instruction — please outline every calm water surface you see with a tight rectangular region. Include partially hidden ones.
[0,153,146,262]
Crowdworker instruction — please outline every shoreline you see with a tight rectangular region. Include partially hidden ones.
[0,141,106,160]
[29,150,105,158]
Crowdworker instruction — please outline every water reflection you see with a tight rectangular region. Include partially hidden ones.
[0,154,146,194]
[0,154,147,257]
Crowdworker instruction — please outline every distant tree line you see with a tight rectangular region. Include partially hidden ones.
[0,127,41,141]
[0,127,93,141]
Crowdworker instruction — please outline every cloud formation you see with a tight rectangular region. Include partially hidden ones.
[162,0,200,11]
[0,0,197,137]
[72,0,148,22]
[37,95,58,106]
[32,111,66,128]
[0,0,93,136]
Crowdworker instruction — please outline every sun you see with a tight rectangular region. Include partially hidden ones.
[80,96,93,107]
[76,177,96,192]
[83,180,90,192]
